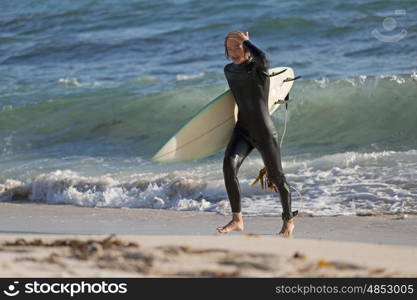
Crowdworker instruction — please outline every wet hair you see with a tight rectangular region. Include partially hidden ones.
[224,30,250,60]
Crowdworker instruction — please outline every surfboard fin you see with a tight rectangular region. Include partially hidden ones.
[269,69,288,77]
[283,75,302,82]
[274,98,294,105]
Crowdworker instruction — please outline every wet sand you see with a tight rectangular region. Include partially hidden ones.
[0,202,416,246]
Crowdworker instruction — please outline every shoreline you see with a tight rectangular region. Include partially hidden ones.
[0,202,416,246]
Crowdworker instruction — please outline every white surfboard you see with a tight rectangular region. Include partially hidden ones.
[152,67,296,163]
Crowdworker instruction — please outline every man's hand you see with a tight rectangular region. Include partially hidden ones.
[227,31,250,44]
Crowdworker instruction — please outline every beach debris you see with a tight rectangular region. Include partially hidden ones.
[326,261,363,270]
[2,235,140,262]
[0,236,401,277]
[175,270,241,278]
[318,259,334,268]
[371,268,386,274]
[356,211,377,216]
[219,259,272,271]
[45,252,66,267]
[251,167,279,192]
[159,245,193,255]
[293,251,306,259]
[317,259,363,270]
[245,233,260,238]
[98,250,154,274]
[158,245,230,255]
[2,234,139,250]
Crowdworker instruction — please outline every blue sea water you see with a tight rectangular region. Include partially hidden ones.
[1,0,416,216]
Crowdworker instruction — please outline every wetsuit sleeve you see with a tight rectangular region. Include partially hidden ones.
[243,40,270,70]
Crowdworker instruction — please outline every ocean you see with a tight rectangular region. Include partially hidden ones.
[1,0,416,216]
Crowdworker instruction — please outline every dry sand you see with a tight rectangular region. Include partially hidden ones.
[0,202,416,277]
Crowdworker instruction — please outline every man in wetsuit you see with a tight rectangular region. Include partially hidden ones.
[217,30,298,237]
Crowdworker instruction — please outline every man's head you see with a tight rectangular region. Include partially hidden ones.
[224,30,251,64]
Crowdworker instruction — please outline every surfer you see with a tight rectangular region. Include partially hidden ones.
[217,30,298,237]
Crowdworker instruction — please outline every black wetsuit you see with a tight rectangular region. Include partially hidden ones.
[223,40,297,221]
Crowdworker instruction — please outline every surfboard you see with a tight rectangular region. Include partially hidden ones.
[152,67,296,163]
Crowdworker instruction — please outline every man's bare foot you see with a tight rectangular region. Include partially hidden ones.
[217,212,244,234]
[278,219,294,237]
[217,220,244,233]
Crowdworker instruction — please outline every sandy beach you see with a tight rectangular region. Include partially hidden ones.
[2,0,417,283]
[0,202,416,277]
